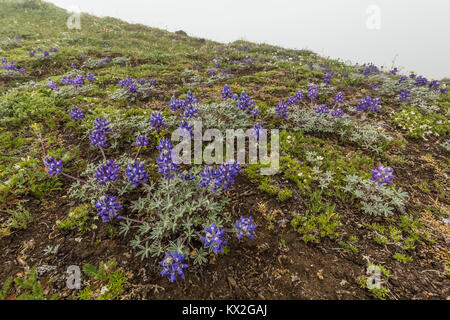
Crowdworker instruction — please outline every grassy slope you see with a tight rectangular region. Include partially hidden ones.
[0,1,449,300]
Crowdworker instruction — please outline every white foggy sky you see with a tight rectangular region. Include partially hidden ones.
[47,0,450,79]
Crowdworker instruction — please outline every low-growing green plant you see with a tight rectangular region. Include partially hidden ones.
[392,106,449,139]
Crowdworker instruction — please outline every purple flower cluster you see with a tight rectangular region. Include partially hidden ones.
[95,194,122,222]
[89,130,108,148]
[221,84,233,99]
[323,72,333,85]
[149,112,168,130]
[276,101,289,119]
[69,107,85,122]
[169,91,199,118]
[200,161,241,193]
[370,164,395,186]
[250,122,264,141]
[48,80,58,91]
[156,139,179,180]
[178,120,194,138]
[89,118,110,148]
[315,104,329,115]
[118,76,156,94]
[58,73,96,89]
[307,85,318,102]
[398,89,411,101]
[135,135,149,147]
[235,216,257,240]
[276,91,304,118]
[201,223,227,254]
[415,76,428,86]
[126,160,150,187]
[94,160,120,185]
[44,157,63,177]
[29,47,57,58]
[159,251,188,282]
[1,58,26,73]
[234,90,255,111]
[362,63,379,77]
[356,95,381,114]
[331,108,345,118]
[98,56,111,67]
[333,92,345,104]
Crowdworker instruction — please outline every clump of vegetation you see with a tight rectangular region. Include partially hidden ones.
[392,106,449,139]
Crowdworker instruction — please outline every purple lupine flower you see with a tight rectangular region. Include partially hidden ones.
[390,68,398,75]
[61,76,73,85]
[86,72,96,82]
[315,104,330,114]
[235,216,257,240]
[118,76,137,94]
[307,85,318,101]
[71,63,77,69]
[69,107,85,122]
[29,51,35,57]
[37,47,42,52]
[169,96,186,111]
[179,171,195,181]
[415,76,428,86]
[344,72,349,78]
[156,139,179,180]
[95,194,122,222]
[276,100,289,119]
[370,164,395,186]
[177,120,194,138]
[50,48,58,53]
[89,130,108,148]
[135,135,149,147]
[250,122,264,141]
[73,74,85,88]
[308,61,314,70]
[409,72,416,79]
[1,57,6,63]
[149,112,168,130]
[94,160,120,185]
[331,108,345,118]
[126,160,150,187]
[94,118,110,133]
[43,51,49,57]
[44,157,63,177]
[200,165,221,193]
[323,72,332,85]
[398,89,411,101]
[159,251,188,282]
[440,88,448,95]
[184,103,198,118]
[371,82,379,89]
[201,223,227,254]
[221,84,233,99]
[356,95,381,114]
[208,69,216,76]
[104,56,110,63]
[428,80,440,90]
[185,90,199,105]
[398,75,407,83]
[333,92,345,104]
[249,107,259,116]
[215,61,220,68]
[218,161,241,191]
[235,90,255,111]
[48,80,59,91]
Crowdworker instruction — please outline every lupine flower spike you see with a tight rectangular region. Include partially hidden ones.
[370,164,395,186]
[235,216,257,239]
[159,251,188,282]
